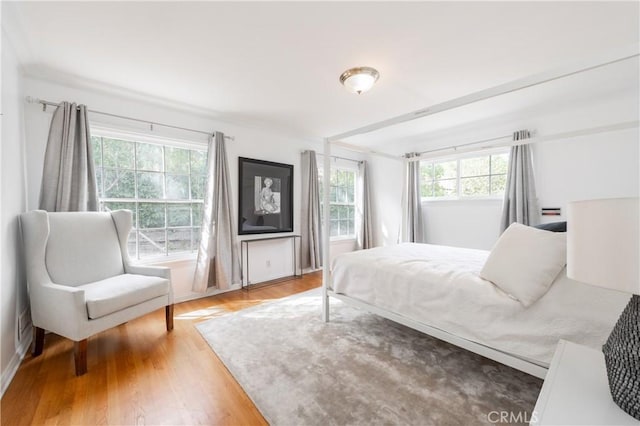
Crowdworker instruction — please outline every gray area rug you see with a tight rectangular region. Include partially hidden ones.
[196,289,542,425]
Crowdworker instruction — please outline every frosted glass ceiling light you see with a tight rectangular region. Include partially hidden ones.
[339,67,380,94]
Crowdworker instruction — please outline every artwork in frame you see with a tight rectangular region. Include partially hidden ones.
[238,157,293,235]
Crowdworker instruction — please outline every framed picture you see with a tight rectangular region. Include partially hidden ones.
[238,157,293,235]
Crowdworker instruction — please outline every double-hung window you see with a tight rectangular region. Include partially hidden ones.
[420,152,509,200]
[318,167,356,239]
[91,134,207,260]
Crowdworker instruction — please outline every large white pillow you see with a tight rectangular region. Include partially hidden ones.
[480,223,567,307]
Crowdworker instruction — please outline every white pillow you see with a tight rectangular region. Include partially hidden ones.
[480,223,567,307]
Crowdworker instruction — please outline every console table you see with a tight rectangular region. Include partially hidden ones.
[531,339,639,425]
[240,234,302,289]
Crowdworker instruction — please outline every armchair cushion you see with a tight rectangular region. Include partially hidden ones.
[80,274,170,320]
[46,212,125,286]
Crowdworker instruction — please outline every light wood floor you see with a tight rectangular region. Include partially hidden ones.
[1,272,321,425]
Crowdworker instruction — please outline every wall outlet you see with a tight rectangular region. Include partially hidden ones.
[18,308,31,342]
[266,260,271,267]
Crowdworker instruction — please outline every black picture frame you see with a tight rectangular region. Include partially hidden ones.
[238,157,294,235]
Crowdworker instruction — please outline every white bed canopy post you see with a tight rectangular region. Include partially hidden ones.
[322,138,331,322]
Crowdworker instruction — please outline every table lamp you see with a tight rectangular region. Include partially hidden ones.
[567,197,639,420]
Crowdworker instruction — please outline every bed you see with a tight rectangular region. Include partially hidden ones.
[326,242,629,378]
[318,48,637,380]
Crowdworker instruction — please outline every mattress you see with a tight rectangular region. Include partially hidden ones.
[330,243,630,365]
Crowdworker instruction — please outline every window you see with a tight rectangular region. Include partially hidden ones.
[318,167,356,239]
[91,135,207,260]
[420,152,509,199]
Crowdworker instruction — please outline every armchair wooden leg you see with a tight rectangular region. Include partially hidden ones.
[74,339,88,376]
[32,327,45,357]
[166,304,174,331]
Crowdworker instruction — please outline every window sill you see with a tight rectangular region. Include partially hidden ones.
[132,252,197,266]
[330,236,356,243]
[422,197,503,203]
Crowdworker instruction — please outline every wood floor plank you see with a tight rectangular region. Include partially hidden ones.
[1,272,321,425]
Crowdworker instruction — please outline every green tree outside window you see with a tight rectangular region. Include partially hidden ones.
[92,135,207,259]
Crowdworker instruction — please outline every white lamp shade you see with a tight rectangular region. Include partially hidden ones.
[343,73,376,94]
[567,197,639,295]
[339,67,379,94]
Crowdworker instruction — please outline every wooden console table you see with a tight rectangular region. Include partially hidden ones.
[240,235,302,289]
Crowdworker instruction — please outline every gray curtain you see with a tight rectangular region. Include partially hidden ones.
[39,102,98,212]
[301,150,322,269]
[500,130,539,232]
[405,153,426,243]
[193,132,240,292]
[357,160,373,249]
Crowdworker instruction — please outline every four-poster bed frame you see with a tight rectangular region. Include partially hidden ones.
[320,44,639,379]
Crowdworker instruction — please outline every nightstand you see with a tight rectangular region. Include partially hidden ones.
[531,340,639,425]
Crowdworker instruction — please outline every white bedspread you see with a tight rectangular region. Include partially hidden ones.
[330,243,629,365]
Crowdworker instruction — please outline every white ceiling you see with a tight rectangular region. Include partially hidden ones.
[6,1,640,147]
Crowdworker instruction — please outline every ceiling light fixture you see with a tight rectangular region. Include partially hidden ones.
[339,67,380,94]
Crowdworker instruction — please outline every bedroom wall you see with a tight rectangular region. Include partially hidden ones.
[368,155,404,247]
[21,76,366,301]
[424,200,503,250]
[534,127,639,215]
[421,91,639,250]
[1,25,31,395]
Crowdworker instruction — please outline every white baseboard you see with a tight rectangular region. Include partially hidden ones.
[173,283,242,304]
[174,269,322,304]
[1,327,32,397]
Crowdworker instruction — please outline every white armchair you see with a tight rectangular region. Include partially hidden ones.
[20,209,174,376]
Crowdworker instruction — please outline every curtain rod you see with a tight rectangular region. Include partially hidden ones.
[406,121,639,162]
[415,133,513,156]
[314,152,363,164]
[25,96,235,141]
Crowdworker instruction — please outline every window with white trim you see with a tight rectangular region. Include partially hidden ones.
[420,152,509,199]
[318,167,356,239]
[90,135,207,260]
